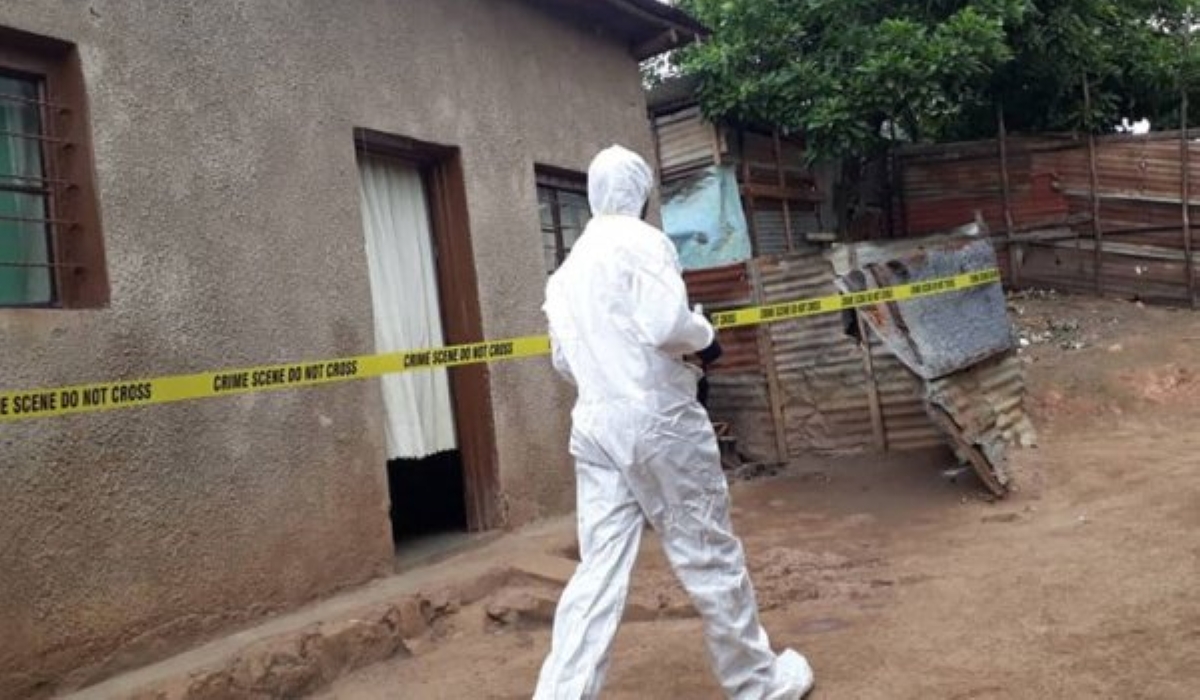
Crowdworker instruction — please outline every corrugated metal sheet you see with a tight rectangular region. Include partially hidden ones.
[834,235,1034,494]
[899,141,1069,240]
[870,339,945,452]
[683,246,1033,481]
[686,260,758,369]
[750,202,822,256]
[683,262,775,461]
[654,107,720,179]
[832,235,1014,379]
[758,253,880,455]
[895,131,1200,306]
[739,131,812,189]
[684,262,752,305]
[1019,240,1193,305]
[706,374,776,463]
[926,353,1037,493]
[683,262,761,374]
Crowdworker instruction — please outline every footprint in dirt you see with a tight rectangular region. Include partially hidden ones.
[793,617,851,635]
[980,512,1021,524]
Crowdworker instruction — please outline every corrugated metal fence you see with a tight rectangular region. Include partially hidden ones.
[685,253,942,462]
[897,131,1199,306]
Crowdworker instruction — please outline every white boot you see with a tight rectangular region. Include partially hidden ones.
[766,649,815,700]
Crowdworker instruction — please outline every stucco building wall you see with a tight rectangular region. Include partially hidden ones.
[0,0,653,695]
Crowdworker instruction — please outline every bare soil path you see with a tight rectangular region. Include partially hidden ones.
[316,294,1200,700]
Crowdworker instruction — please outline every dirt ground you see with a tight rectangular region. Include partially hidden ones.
[315,293,1200,700]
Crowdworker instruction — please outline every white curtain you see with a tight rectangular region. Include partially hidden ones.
[357,155,457,459]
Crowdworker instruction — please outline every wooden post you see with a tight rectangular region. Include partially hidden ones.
[891,121,909,239]
[1183,26,1197,309]
[997,103,1020,287]
[859,320,887,453]
[885,121,897,238]
[710,123,723,167]
[847,246,887,452]
[748,261,790,463]
[1184,100,1195,309]
[1083,74,1104,295]
[773,130,795,252]
[739,129,760,256]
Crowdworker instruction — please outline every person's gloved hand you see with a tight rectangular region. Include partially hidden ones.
[697,338,723,365]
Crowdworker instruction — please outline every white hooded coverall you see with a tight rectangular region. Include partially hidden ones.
[535,145,814,700]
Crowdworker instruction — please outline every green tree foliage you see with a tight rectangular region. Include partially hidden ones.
[677,0,1200,160]
[981,0,1192,134]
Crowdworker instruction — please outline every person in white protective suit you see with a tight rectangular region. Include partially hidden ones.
[535,145,815,700]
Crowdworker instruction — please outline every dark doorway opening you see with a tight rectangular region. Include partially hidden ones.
[387,450,468,545]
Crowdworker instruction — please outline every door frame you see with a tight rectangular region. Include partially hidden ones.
[354,127,501,531]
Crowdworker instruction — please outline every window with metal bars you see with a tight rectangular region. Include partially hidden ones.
[536,168,590,274]
[0,27,107,308]
[0,72,54,305]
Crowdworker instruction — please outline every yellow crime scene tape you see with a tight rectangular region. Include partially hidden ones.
[0,268,1000,423]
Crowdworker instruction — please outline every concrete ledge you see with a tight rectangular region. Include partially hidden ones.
[64,520,579,700]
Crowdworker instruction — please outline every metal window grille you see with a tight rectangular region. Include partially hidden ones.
[0,71,76,307]
[536,170,590,274]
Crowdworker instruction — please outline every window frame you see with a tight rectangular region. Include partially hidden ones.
[0,26,108,309]
[535,166,589,273]
[0,68,54,307]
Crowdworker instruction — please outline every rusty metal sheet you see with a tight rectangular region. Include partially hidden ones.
[925,354,1037,494]
[684,261,761,374]
[705,373,776,462]
[869,340,944,451]
[654,107,719,179]
[895,133,1200,305]
[684,261,752,304]
[686,246,1034,478]
[821,233,1034,493]
[831,234,1015,380]
[1020,242,1192,305]
[757,253,879,455]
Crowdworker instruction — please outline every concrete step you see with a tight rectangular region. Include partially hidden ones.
[63,520,578,700]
